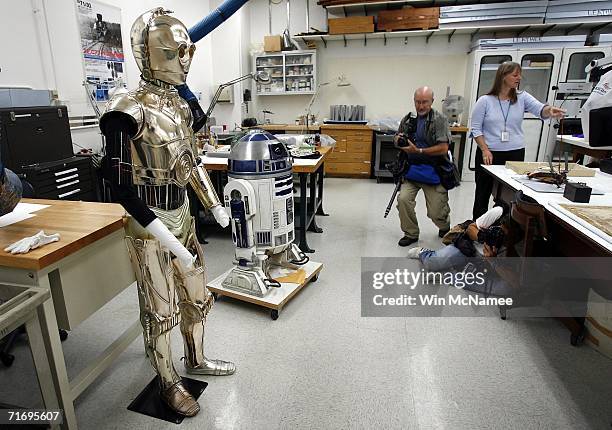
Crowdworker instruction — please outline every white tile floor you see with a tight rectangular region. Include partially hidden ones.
[1,178,612,429]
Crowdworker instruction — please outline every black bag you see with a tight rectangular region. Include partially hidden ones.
[453,232,476,257]
[436,158,461,191]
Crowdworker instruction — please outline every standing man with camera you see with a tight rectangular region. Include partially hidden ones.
[395,86,452,247]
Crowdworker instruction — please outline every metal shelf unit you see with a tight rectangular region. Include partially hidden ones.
[254,50,317,95]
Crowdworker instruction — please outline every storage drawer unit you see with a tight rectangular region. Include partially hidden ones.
[321,125,373,178]
[0,106,74,174]
[21,156,97,201]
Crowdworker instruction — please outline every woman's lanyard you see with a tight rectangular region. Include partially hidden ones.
[498,97,511,142]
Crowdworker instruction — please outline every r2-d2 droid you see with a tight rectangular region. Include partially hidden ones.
[222,130,308,296]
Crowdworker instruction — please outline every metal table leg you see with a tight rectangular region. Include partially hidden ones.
[308,169,323,233]
[315,163,329,216]
[25,311,61,420]
[36,280,77,430]
[298,173,314,253]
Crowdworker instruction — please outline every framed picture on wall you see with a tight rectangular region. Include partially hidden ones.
[75,0,125,102]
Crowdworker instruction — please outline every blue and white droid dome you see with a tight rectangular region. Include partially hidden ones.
[227,129,293,179]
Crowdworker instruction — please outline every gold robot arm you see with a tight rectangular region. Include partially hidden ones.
[101,90,145,138]
[188,164,222,209]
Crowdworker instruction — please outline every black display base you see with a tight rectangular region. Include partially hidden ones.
[127,376,208,424]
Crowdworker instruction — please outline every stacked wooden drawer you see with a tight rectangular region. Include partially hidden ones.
[321,124,373,178]
[377,7,439,32]
[328,16,375,34]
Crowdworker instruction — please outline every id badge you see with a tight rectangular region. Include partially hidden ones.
[501,131,509,142]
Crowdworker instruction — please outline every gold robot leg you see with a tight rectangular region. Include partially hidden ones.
[126,236,200,417]
[173,219,236,376]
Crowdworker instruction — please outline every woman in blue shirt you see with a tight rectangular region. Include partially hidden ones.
[470,61,565,219]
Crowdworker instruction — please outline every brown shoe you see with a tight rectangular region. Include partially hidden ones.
[161,381,200,417]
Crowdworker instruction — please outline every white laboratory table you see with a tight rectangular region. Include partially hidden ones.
[483,165,612,256]
[557,134,612,162]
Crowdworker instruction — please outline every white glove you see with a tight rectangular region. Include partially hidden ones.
[211,204,230,228]
[4,230,60,254]
[145,218,195,269]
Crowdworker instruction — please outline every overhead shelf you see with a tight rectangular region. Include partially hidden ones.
[321,0,495,15]
[296,18,612,47]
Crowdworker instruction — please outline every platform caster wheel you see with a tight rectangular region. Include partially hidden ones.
[376,177,381,184]
[212,292,219,301]
[271,310,279,320]
[570,326,587,347]
[59,329,68,341]
[499,305,507,320]
[1,354,15,367]
[310,274,318,283]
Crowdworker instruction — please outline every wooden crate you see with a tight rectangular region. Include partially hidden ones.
[377,7,439,32]
[328,16,374,35]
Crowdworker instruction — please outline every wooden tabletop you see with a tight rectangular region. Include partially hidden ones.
[261,123,467,133]
[259,124,321,132]
[0,199,127,271]
[202,146,332,174]
[292,146,332,173]
[319,124,372,131]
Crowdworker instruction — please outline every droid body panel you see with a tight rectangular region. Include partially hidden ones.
[222,131,307,297]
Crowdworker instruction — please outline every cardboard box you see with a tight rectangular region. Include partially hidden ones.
[377,7,439,31]
[328,16,375,35]
[264,35,282,52]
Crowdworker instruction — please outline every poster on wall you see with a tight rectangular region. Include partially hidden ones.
[75,0,125,102]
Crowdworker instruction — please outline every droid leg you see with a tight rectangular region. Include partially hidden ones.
[174,219,236,376]
[266,243,309,271]
[126,237,200,417]
[286,243,310,265]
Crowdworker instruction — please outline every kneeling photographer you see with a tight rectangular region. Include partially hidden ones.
[395,86,454,247]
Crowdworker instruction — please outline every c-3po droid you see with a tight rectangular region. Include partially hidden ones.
[221,130,309,297]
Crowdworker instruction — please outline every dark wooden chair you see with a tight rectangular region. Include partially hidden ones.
[498,191,586,345]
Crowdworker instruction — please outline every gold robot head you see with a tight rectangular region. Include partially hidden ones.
[130,7,196,85]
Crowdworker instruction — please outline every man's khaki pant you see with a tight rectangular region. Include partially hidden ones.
[397,180,450,239]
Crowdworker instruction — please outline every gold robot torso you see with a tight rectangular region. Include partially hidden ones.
[108,80,197,189]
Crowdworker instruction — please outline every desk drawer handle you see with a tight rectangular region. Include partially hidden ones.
[54,168,78,177]
[58,188,80,198]
[57,180,79,189]
[56,174,79,183]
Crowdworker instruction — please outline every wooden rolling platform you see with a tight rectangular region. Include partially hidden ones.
[207,261,323,320]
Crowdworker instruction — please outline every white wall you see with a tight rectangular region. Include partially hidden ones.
[0,1,49,91]
[248,0,471,124]
[208,0,246,129]
[0,0,216,153]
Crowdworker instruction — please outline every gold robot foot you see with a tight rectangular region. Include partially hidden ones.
[186,358,236,376]
[161,381,200,417]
